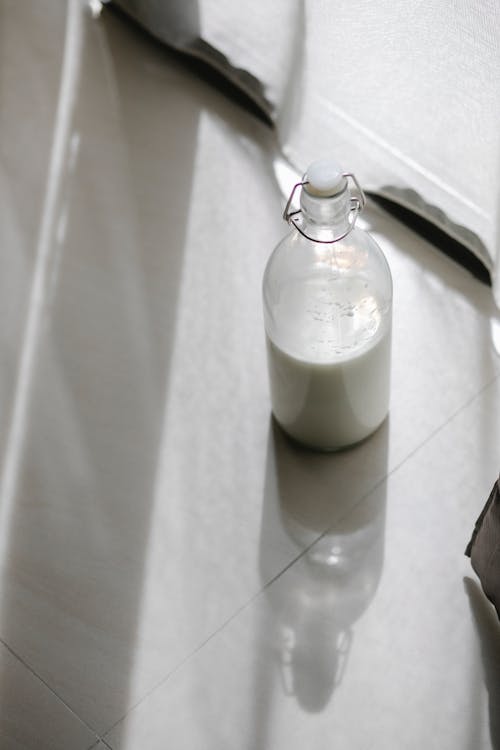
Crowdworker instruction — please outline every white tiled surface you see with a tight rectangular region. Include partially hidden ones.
[1,2,499,748]
[106,376,500,749]
[0,638,97,749]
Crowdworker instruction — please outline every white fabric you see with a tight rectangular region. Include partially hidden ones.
[277,0,500,304]
[114,0,500,303]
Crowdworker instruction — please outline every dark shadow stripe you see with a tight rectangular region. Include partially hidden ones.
[370,194,491,286]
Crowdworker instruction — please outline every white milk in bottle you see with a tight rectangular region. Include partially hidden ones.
[263,158,392,451]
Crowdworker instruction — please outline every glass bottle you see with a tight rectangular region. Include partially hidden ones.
[263,158,393,451]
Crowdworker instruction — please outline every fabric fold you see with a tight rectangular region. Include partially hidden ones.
[466,476,500,620]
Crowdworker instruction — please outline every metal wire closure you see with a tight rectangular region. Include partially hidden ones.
[283,173,366,244]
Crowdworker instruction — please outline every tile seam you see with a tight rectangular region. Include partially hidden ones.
[102,370,500,739]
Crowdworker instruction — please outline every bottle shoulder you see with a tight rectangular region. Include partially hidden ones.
[264,226,392,293]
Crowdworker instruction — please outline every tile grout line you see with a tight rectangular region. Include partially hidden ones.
[99,538,317,740]
[101,478,390,741]
[306,371,500,568]
[301,370,500,587]
[86,740,114,750]
[100,369,500,741]
[0,635,108,749]
[385,369,500,482]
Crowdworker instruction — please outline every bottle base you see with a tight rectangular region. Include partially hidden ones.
[272,412,389,453]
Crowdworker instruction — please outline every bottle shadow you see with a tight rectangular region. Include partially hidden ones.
[259,417,389,713]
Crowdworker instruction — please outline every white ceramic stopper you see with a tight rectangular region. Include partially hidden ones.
[304,158,347,197]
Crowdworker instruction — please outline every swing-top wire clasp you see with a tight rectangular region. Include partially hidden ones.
[282,173,366,244]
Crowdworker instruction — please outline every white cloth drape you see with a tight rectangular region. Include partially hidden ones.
[114,0,500,304]
[278,0,500,306]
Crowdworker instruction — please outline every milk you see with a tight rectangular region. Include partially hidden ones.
[265,276,391,450]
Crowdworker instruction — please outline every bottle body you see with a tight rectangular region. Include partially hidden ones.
[263,226,392,451]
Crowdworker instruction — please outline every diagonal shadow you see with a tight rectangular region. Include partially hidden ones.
[0,1,201,741]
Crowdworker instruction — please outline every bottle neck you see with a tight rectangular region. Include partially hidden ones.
[299,186,351,242]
